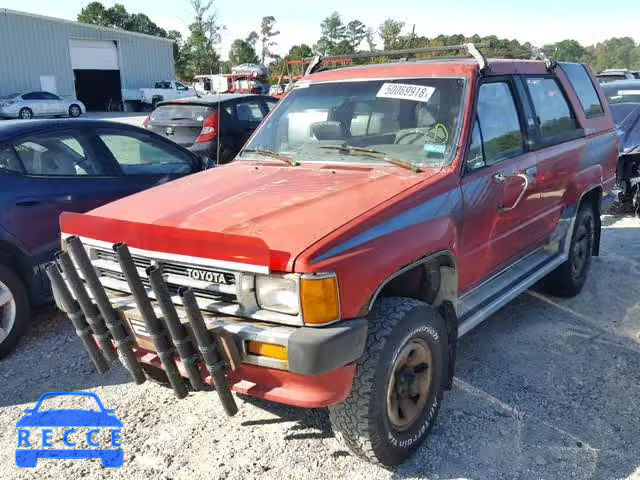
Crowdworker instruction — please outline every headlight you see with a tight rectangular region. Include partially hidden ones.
[255,272,341,325]
[255,274,300,315]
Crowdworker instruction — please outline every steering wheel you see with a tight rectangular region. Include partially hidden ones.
[395,130,427,145]
[425,123,449,145]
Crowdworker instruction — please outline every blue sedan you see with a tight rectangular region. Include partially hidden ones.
[0,119,207,357]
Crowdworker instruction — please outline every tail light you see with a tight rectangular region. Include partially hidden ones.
[142,113,151,128]
[196,111,218,143]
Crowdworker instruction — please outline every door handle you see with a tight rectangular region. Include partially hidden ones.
[15,195,72,206]
[498,174,529,213]
[524,166,538,183]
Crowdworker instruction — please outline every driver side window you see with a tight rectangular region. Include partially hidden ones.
[466,81,524,172]
[12,131,109,176]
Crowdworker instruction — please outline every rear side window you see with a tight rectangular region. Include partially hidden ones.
[467,82,524,170]
[560,63,604,118]
[525,78,578,139]
[235,100,265,122]
[97,129,194,175]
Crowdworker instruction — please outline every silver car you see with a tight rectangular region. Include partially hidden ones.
[0,91,85,119]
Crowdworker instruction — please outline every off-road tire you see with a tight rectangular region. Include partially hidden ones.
[543,204,596,297]
[0,264,31,358]
[328,297,448,467]
[18,107,33,120]
[68,104,82,117]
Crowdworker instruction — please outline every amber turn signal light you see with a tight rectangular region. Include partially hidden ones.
[247,341,288,361]
[300,274,340,325]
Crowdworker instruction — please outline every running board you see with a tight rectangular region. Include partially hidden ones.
[457,248,567,337]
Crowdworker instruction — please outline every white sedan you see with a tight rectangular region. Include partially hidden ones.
[0,91,85,119]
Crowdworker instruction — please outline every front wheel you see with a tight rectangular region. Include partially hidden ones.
[18,107,33,120]
[542,204,596,297]
[329,297,448,467]
[0,264,30,357]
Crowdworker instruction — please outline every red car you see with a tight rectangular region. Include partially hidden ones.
[51,46,618,466]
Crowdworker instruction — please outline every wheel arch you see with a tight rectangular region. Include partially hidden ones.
[366,250,460,390]
[367,250,458,313]
[0,239,38,299]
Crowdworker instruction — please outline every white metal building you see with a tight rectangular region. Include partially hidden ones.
[0,9,175,110]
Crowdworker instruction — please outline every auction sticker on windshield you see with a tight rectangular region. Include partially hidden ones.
[377,83,435,102]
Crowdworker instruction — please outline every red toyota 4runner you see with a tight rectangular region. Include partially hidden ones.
[50,46,618,466]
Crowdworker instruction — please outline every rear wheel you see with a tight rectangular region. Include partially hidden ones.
[543,204,596,297]
[0,264,30,357]
[68,104,82,117]
[329,297,448,466]
[18,107,33,120]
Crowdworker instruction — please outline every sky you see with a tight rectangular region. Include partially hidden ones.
[2,0,640,60]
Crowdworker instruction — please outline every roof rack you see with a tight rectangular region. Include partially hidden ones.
[531,47,556,71]
[305,43,489,76]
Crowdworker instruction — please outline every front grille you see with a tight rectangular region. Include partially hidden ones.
[89,246,240,310]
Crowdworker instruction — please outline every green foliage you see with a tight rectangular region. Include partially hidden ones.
[78,2,166,36]
[287,44,313,61]
[544,39,586,63]
[314,12,369,55]
[378,19,405,50]
[260,16,280,63]
[229,39,259,66]
[180,0,222,80]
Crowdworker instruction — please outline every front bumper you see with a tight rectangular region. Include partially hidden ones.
[49,238,367,408]
[0,105,18,118]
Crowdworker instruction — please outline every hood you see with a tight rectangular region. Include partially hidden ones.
[83,162,432,270]
[610,103,640,154]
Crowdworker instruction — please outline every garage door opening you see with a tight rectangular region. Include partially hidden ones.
[74,69,122,111]
[69,39,122,111]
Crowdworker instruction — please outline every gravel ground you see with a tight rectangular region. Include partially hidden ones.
[1,214,639,480]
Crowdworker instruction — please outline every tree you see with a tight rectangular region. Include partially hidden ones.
[246,31,259,49]
[181,0,221,79]
[286,44,312,61]
[77,2,110,26]
[345,20,367,51]
[365,27,377,51]
[260,16,280,64]
[229,39,259,66]
[591,37,640,71]
[314,12,346,55]
[78,2,167,36]
[378,19,405,50]
[544,39,586,62]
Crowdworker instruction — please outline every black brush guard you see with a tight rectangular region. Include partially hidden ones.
[46,236,238,416]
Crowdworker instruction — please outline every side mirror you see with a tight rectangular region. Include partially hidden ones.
[199,155,215,170]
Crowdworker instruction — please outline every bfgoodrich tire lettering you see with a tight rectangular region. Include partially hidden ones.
[328,297,448,466]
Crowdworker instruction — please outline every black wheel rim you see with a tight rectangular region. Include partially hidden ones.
[572,215,592,279]
[386,338,433,432]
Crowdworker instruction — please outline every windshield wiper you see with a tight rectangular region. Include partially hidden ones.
[318,145,421,173]
[240,148,299,166]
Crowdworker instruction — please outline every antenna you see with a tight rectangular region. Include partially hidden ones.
[216,26,227,167]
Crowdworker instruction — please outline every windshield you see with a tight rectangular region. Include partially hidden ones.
[0,93,18,99]
[241,78,466,169]
[603,84,640,105]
